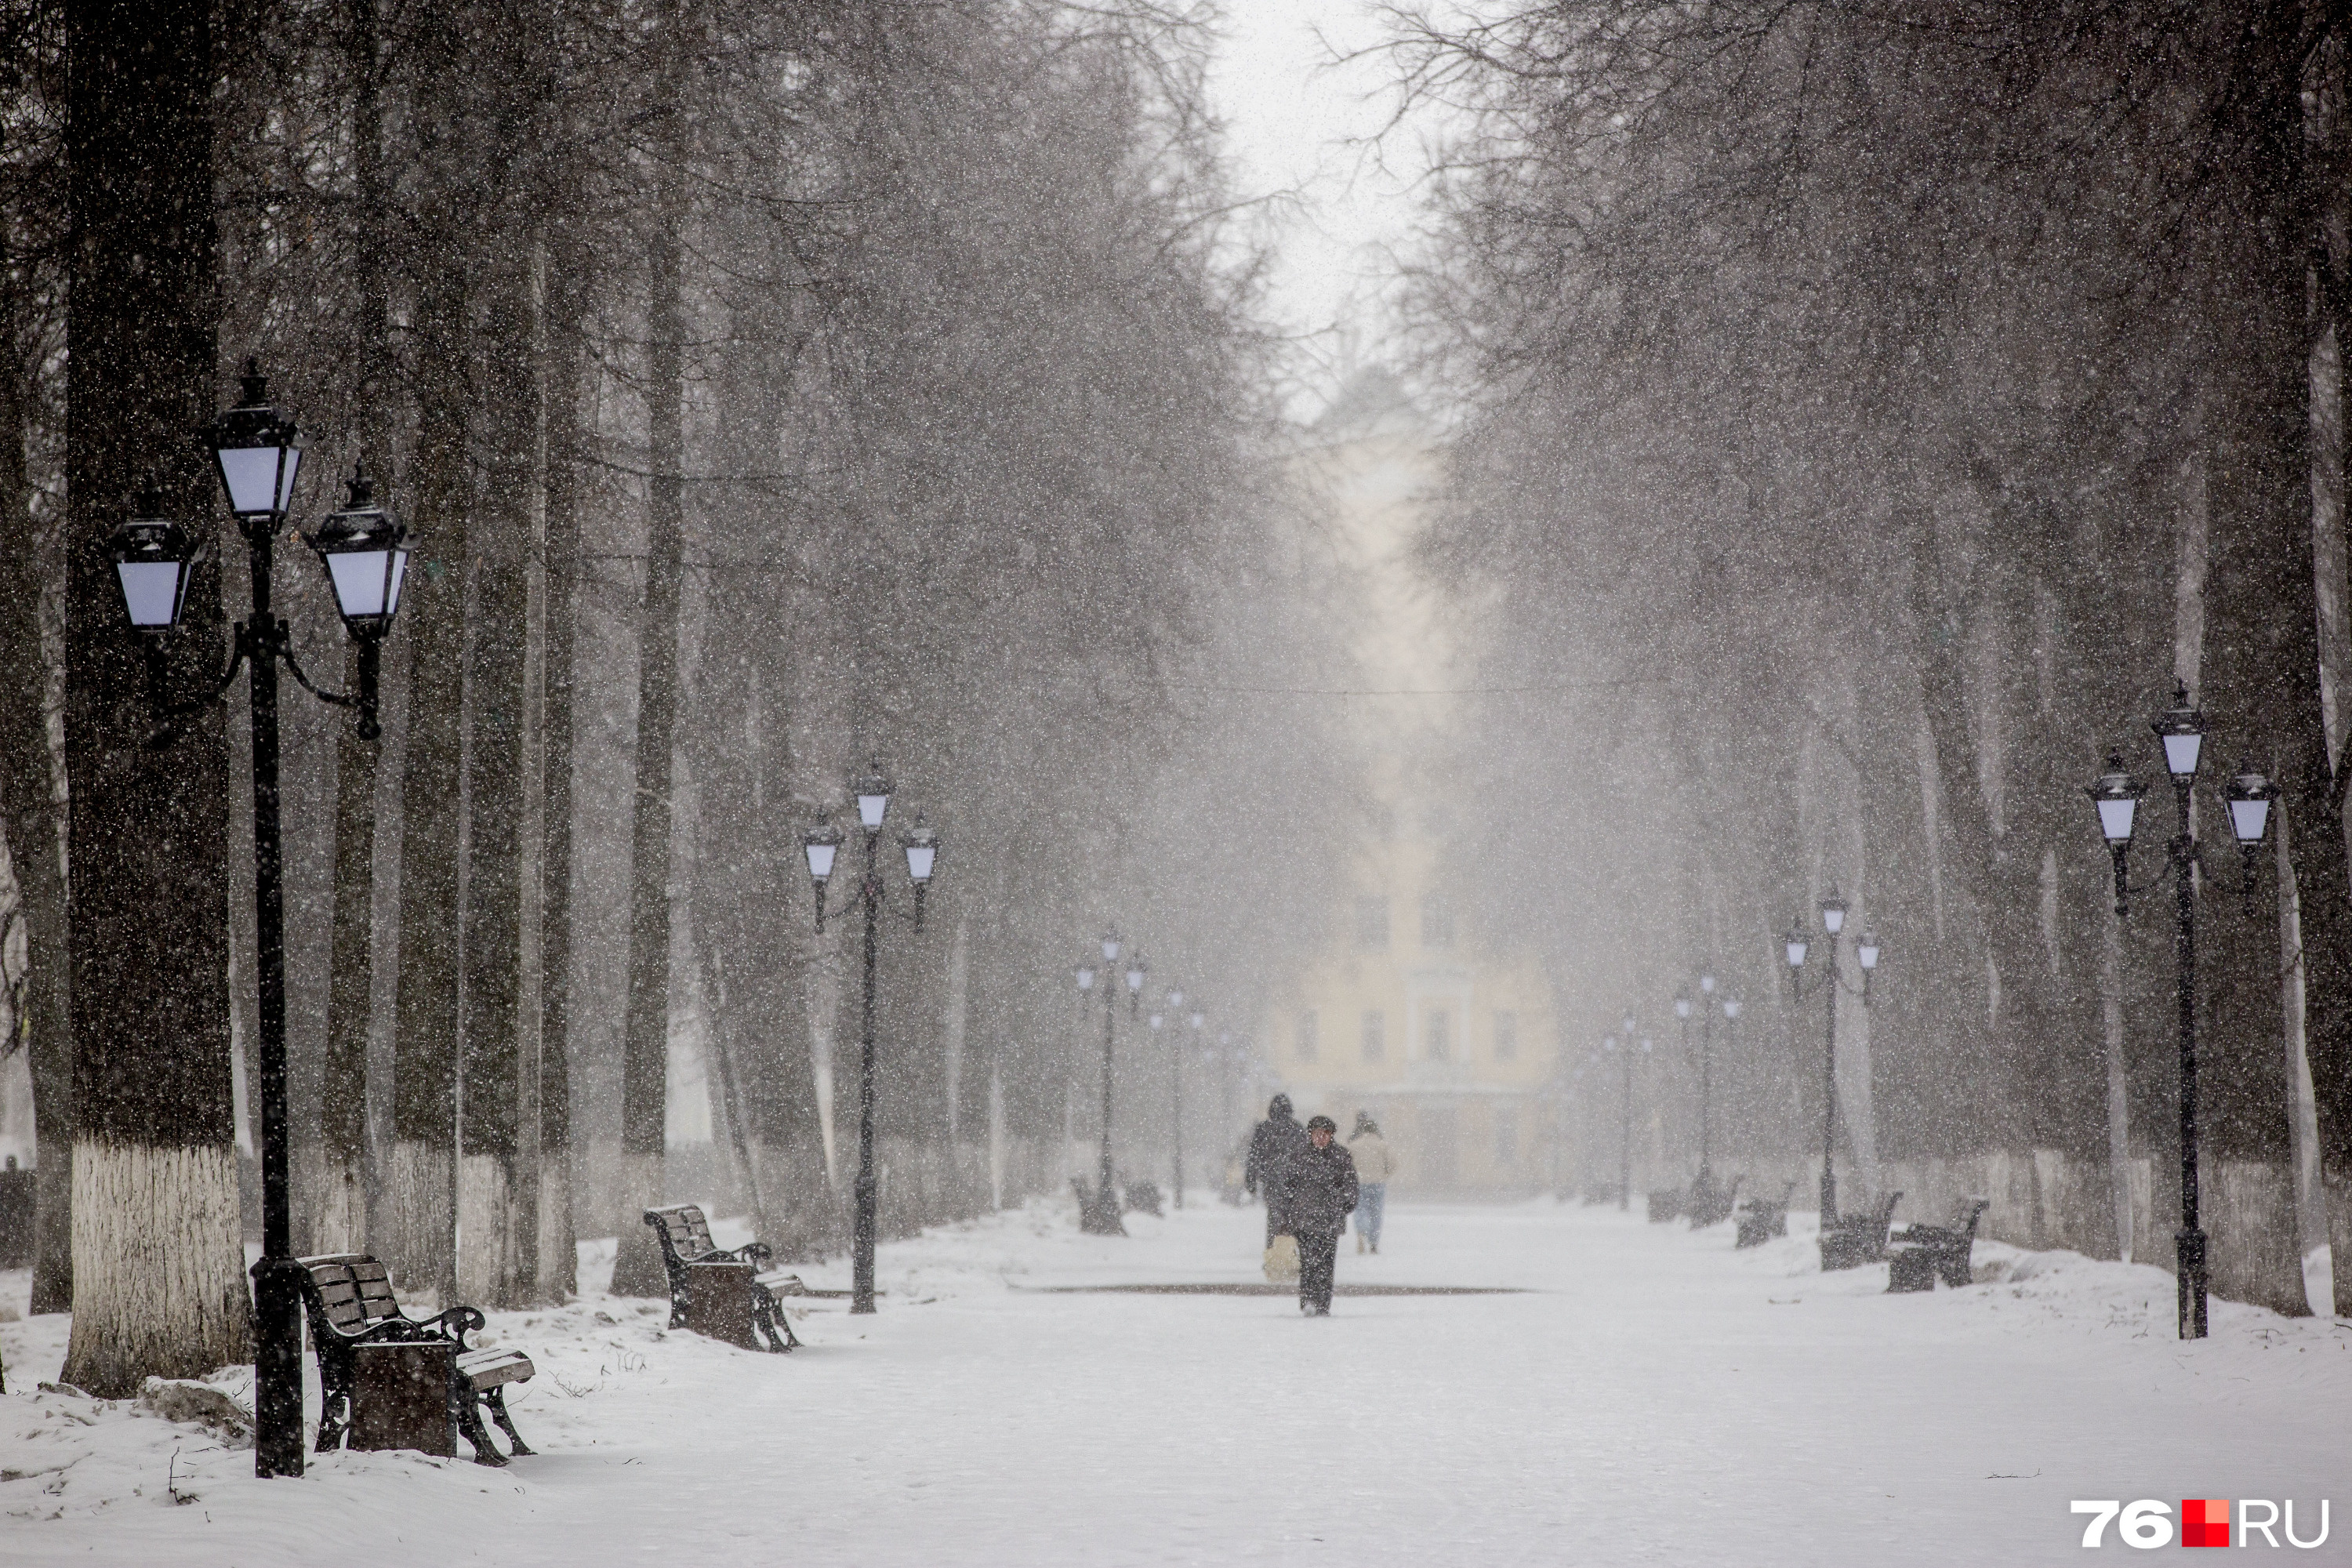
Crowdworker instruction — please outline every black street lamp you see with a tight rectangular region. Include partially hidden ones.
[1148,1002,1167,1196]
[1076,934,1129,1234]
[801,765,939,1314]
[2082,684,2274,1340]
[1696,974,1717,1188]
[109,364,409,1479]
[1602,1035,1627,1208]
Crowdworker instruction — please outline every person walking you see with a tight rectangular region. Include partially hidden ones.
[1287,1115,1359,1316]
[1347,1112,1392,1254]
[1245,1094,1307,1246]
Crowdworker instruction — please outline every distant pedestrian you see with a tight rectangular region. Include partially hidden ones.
[1245,1094,1307,1245]
[1347,1112,1392,1254]
[1287,1116,1359,1316]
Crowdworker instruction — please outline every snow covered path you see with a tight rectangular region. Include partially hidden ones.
[4,1196,2347,1565]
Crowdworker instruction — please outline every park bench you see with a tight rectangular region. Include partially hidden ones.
[643,1204,801,1352]
[1734,1181,1795,1248]
[1886,1197,1991,1292]
[1122,1175,1166,1217]
[1646,1187,1684,1223]
[1818,1190,1903,1271]
[1073,1176,1126,1234]
[294,1253,533,1466]
[1686,1173,1742,1229]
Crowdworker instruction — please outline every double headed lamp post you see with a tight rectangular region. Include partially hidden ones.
[110,362,412,1479]
[800,768,940,1314]
[1181,1007,1203,1208]
[1073,935,1141,1233]
[2082,684,2275,1340]
[1781,887,1854,1226]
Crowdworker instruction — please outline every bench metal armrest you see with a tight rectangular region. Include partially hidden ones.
[433,1305,488,1348]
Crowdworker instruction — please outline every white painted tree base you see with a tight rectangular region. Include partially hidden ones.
[60,1139,249,1397]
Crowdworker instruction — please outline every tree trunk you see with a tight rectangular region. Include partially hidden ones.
[60,0,250,1394]
[0,183,71,1317]
[537,238,583,1301]
[388,243,470,1300]
[610,116,688,1299]
[2197,16,2352,1170]
[311,0,390,1261]
[459,199,539,1308]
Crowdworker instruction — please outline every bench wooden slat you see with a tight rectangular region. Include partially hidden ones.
[456,1349,535,1390]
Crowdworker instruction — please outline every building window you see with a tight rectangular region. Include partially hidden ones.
[1425,1007,1450,1061]
[1495,1108,1518,1165]
[1354,897,1389,950]
[1361,1010,1386,1062]
[1494,1011,1519,1062]
[1420,893,1454,948]
[1296,1011,1319,1063]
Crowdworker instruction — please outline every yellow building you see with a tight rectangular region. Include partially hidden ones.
[1259,368,1559,1196]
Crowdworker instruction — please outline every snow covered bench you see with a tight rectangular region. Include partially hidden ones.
[1817,1190,1903,1271]
[1886,1198,1991,1292]
[294,1252,535,1466]
[1734,1181,1795,1248]
[642,1204,801,1352]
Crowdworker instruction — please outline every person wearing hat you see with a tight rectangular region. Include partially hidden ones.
[1286,1115,1359,1315]
[1347,1112,1392,1254]
[1245,1094,1308,1247]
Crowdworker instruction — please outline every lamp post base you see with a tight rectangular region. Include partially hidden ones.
[1076,1180,1126,1235]
[2176,1228,2209,1340]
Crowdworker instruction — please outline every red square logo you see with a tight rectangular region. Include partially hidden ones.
[2182,1499,2230,1548]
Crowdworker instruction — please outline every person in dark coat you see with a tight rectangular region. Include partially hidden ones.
[1286,1116,1359,1315]
[1244,1094,1308,1244]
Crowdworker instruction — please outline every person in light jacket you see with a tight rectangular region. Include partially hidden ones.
[1348,1112,1393,1254]
[1286,1116,1359,1315]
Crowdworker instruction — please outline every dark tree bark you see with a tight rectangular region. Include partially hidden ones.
[538,237,583,1301]
[388,241,470,1298]
[60,0,249,1395]
[459,183,540,1307]
[611,33,690,1297]
[2196,8,2352,1169]
[0,173,71,1318]
[310,0,390,1259]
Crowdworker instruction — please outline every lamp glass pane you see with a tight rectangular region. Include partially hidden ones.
[275,447,303,511]
[117,561,185,629]
[1127,969,1145,992]
[1858,942,1880,971]
[1674,999,1690,1018]
[2095,797,2137,844]
[804,841,837,880]
[906,844,937,881]
[327,550,394,617]
[2161,731,2204,779]
[219,447,285,514]
[1821,906,1846,935]
[1102,938,1120,961]
[387,550,410,616]
[1076,967,1095,990]
[856,792,889,830]
[1700,975,1715,993]
[1149,1014,1163,1029]
[1786,939,1808,968]
[1722,1001,1741,1019]
[2230,797,2271,845]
